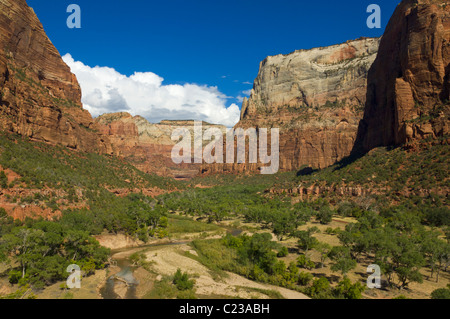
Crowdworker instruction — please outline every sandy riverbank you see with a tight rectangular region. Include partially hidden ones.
[141,243,309,299]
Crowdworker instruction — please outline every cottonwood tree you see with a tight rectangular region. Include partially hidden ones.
[3,228,44,279]
[315,242,332,268]
[420,230,449,282]
[316,206,333,225]
[295,227,319,254]
[385,233,425,289]
[328,246,357,277]
[272,212,296,241]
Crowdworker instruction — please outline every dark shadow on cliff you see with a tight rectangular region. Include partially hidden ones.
[332,110,371,172]
[295,150,366,177]
[331,151,366,172]
[329,143,398,174]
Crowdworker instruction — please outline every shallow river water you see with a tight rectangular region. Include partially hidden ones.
[99,227,242,299]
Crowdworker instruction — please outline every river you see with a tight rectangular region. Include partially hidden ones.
[99,227,242,299]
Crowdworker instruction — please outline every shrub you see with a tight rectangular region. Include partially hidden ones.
[308,277,332,299]
[297,255,315,270]
[298,271,313,286]
[393,295,410,299]
[431,286,450,299]
[0,171,8,189]
[325,227,341,235]
[424,207,450,227]
[333,277,365,299]
[277,246,289,258]
[250,265,269,283]
[173,269,195,291]
[8,270,22,284]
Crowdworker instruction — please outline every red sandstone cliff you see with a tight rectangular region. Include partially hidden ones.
[355,0,450,152]
[0,0,111,153]
[95,112,227,178]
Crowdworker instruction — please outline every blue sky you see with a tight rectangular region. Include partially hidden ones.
[27,0,399,126]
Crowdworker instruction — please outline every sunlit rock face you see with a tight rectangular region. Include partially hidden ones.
[208,38,380,174]
[0,0,111,153]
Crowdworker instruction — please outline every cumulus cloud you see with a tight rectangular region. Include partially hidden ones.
[62,54,241,127]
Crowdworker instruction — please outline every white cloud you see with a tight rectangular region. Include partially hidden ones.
[236,89,253,103]
[62,54,241,127]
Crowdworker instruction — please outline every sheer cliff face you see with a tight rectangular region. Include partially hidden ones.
[231,38,379,171]
[356,0,450,152]
[0,0,110,153]
[241,38,380,121]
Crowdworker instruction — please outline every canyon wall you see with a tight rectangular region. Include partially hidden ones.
[96,112,227,178]
[0,0,111,153]
[355,0,449,152]
[203,38,380,174]
[3,0,446,181]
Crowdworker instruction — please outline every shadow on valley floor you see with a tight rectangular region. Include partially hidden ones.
[296,145,398,178]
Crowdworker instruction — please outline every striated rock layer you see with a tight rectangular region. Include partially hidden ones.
[205,38,380,174]
[96,112,227,178]
[355,0,450,152]
[241,37,380,119]
[0,0,111,153]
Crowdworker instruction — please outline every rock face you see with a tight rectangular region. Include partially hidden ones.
[96,113,178,177]
[0,0,111,153]
[355,0,450,152]
[96,112,227,178]
[241,37,380,119]
[223,38,379,172]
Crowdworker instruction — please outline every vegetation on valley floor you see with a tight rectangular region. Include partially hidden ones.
[0,132,448,299]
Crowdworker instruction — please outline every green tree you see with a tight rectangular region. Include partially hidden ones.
[295,227,319,254]
[277,246,289,257]
[424,207,450,227]
[420,230,449,282]
[3,228,44,279]
[272,212,296,241]
[390,235,425,289]
[334,277,365,299]
[292,203,314,226]
[316,206,333,225]
[328,246,357,277]
[316,242,332,268]
[239,233,277,269]
[285,261,299,284]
